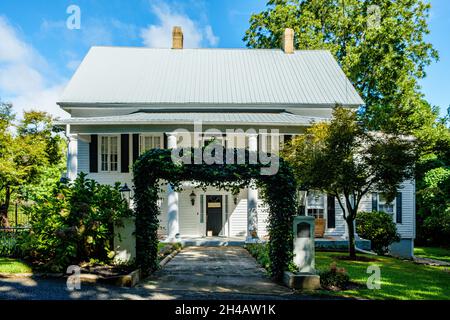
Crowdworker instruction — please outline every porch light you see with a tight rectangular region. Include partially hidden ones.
[119,183,131,204]
[189,191,196,206]
[233,194,239,205]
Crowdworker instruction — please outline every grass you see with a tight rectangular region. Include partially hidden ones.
[414,247,450,263]
[244,243,450,300]
[0,257,33,273]
[315,251,450,300]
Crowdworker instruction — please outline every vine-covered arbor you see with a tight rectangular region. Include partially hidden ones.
[133,148,297,280]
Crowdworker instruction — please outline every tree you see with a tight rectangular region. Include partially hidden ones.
[0,103,65,227]
[283,108,416,257]
[244,0,438,134]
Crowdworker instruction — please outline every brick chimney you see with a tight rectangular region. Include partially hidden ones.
[172,26,183,49]
[282,28,294,54]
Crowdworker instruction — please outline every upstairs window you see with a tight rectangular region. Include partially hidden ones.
[139,134,162,154]
[100,135,119,172]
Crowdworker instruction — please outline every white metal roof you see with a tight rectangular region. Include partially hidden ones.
[56,111,326,126]
[58,47,364,107]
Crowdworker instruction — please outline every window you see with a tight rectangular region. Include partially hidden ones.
[100,136,119,172]
[306,191,325,218]
[139,135,162,154]
[378,193,395,216]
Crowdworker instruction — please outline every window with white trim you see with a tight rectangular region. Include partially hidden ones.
[99,135,119,172]
[139,134,162,154]
[378,193,396,216]
[306,191,325,219]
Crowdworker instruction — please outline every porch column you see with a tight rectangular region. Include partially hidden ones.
[67,133,78,181]
[166,133,179,241]
[247,133,259,242]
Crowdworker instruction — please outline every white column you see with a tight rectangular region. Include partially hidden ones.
[247,133,259,242]
[67,133,78,181]
[166,133,179,241]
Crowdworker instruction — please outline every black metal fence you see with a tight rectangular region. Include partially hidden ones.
[6,202,30,227]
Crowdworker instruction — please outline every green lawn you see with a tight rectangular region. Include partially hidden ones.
[315,251,450,300]
[414,247,450,263]
[0,257,33,273]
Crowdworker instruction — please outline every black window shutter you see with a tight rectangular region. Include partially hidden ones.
[327,195,336,228]
[89,135,98,173]
[372,192,378,211]
[132,134,139,164]
[396,192,402,223]
[163,133,168,149]
[121,134,129,173]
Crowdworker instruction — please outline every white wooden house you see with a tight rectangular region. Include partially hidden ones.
[57,27,415,259]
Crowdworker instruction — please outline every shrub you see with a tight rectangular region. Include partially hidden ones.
[20,173,133,272]
[245,243,271,271]
[319,262,350,290]
[356,211,400,255]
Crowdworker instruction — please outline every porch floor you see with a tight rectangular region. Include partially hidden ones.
[176,236,246,247]
[169,235,371,251]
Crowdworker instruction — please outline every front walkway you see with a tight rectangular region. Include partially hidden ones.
[139,246,293,296]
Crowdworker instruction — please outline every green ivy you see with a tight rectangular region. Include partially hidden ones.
[133,148,297,280]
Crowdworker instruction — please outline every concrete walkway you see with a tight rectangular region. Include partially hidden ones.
[0,247,334,300]
[139,246,293,296]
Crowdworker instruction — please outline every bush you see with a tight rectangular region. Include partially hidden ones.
[356,211,400,255]
[416,166,450,246]
[245,243,271,271]
[319,263,350,290]
[20,173,133,272]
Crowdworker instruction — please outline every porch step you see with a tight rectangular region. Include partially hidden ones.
[181,239,246,247]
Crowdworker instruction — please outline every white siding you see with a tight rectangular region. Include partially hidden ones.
[178,190,200,236]
[229,190,248,237]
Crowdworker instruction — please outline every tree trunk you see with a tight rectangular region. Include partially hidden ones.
[346,217,356,258]
[0,185,11,228]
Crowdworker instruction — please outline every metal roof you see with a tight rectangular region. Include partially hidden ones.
[56,111,327,126]
[58,47,364,107]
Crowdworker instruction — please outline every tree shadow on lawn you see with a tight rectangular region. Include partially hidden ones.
[316,252,450,300]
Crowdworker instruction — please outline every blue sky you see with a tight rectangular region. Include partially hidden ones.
[0,0,448,118]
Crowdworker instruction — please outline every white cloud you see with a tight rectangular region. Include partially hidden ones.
[204,25,219,47]
[0,16,68,119]
[140,2,219,48]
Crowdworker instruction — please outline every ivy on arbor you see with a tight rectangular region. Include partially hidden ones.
[133,148,297,280]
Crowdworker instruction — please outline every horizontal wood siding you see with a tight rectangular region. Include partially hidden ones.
[229,190,248,237]
[178,190,199,236]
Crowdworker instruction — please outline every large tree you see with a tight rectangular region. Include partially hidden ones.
[283,108,417,257]
[244,0,438,134]
[0,103,65,227]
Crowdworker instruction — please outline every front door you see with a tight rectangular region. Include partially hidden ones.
[206,195,222,236]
